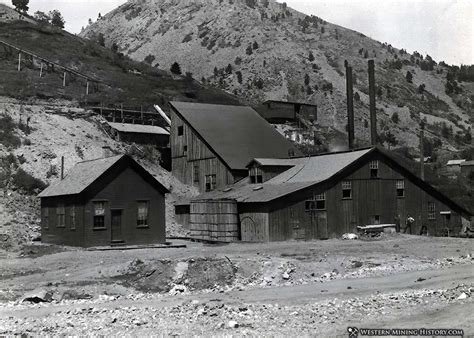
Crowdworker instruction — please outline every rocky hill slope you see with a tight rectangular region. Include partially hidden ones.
[82,0,473,154]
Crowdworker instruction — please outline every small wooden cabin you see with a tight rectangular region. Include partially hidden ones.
[38,155,169,247]
[169,101,300,193]
[190,147,472,242]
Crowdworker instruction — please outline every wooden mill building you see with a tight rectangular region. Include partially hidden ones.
[169,101,300,193]
[107,122,170,147]
[189,147,472,242]
[38,155,169,247]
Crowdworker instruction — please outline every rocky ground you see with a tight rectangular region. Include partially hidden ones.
[0,234,472,335]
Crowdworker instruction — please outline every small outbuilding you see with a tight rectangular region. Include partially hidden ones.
[38,154,169,247]
[107,122,170,147]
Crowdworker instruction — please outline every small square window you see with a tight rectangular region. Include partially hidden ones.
[396,180,405,197]
[193,165,199,183]
[57,203,65,227]
[249,167,263,184]
[177,126,183,136]
[183,145,187,155]
[93,201,106,228]
[369,160,379,178]
[137,201,149,227]
[205,174,217,192]
[315,193,326,210]
[372,215,380,224]
[342,181,352,199]
[428,202,436,220]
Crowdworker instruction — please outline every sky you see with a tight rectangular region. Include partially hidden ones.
[0,0,472,65]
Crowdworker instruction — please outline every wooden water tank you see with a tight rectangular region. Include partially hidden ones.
[190,199,239,242]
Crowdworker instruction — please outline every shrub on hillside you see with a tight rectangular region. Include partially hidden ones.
[170,62,182,75]
[12,168,47,194]
[0,115,21,149]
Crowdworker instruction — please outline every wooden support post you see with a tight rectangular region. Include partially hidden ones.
[141,106,144,124]
[86,81,89,95]
[63,72,67,87]
[39,63,43,77]
[121,104,124,122]
[113,108,116,123]
[17,52,21,71]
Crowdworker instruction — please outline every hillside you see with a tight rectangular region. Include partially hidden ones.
[82,0,473,155]
[0,18,241,110]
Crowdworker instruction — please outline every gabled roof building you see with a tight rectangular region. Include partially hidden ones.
[38,155,169,247]
[189,147,472,242]
[169,102,300,193]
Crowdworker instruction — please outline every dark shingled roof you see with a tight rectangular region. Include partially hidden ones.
[38,155,169,198]
[170,102,301,171]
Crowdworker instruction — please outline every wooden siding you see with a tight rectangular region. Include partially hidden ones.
[41,196,85,246]
[250,155,465,242]
[171,110,235,192]
[42,166,166,247]
[190,200,239,242]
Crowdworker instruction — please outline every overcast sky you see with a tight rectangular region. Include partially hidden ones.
[1,0,472,65]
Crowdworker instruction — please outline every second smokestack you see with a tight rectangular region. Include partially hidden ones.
[368,60,377,146]
[345,60,355,150]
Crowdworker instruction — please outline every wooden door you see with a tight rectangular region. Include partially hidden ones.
[311,211,328,239]
[111,210,123,243]
[241,216,264,242]
[317,212,328,239]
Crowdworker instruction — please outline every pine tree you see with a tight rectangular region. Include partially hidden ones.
[304,74,310,86]
[49,10,65,29]
[308,51,315,62]
[12,0,29,13]
[170,62,182,75]
[406,71,413,83]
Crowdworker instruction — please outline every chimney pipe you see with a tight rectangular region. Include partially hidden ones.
[420,123,425,180]
[60,156,64,180]
[102,146,112,158]
[345,60,355,150]
[368,60,377,146]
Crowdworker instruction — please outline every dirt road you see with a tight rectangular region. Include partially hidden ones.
[0,264,472,336]
[0,235,472,336]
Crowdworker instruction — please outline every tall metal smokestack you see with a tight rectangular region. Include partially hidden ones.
[345,61,355,150]
[368,60,377,146]
[420,123,425,180]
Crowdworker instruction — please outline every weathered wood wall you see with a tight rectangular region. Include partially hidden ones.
[190,200,239,242]
[170,110,235,192]
[243,155,465,242]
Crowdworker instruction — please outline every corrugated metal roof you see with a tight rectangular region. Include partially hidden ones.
[194,148,373,203]
[460,160,474,166]
[170,102,301,170]
[108,122,169,135]
[38,155,124,197]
